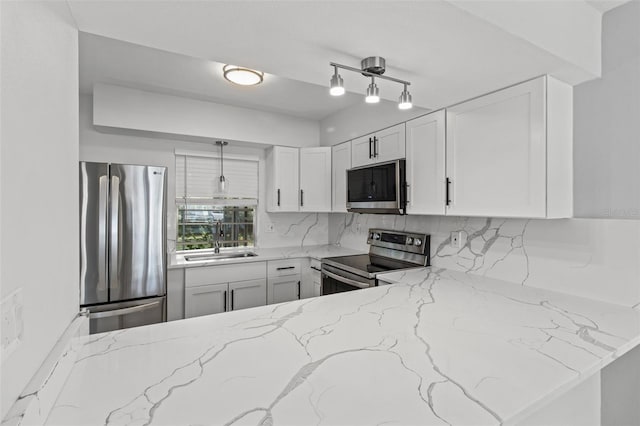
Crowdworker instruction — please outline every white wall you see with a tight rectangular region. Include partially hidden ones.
[574,0,640,219]
[0,1,79,417]
[319,100,429,146]
[93,84,321,148]
[80,94,328,251]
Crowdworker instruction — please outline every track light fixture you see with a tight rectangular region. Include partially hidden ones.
[328,56,413,109]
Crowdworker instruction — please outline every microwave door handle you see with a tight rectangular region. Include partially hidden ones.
[322,269,370,289]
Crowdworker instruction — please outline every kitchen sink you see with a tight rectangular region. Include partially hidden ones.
[184,252,258,261]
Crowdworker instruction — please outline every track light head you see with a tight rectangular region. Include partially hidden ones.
[398,85,413,110]
[365,78,380,104]
[329,66,345,96]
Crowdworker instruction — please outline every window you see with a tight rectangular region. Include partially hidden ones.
[175,152,258,252]
[176,205,255,250]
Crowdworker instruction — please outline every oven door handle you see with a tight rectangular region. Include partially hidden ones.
[322,269,371,289]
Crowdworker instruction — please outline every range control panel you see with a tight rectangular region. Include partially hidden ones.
[367,228,430,255]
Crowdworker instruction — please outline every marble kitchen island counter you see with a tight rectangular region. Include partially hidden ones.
[46,268,640,426]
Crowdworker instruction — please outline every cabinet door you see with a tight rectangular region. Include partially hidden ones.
[351,133,376,167]
[267,275,301,304]
[229,278,267,311]
[374,124,405,163]
[267,146,299,212]
[332,141,351,212]
[446,77,546,218]
[406,111,446,215]
[185,283,228,318]
[299,147,331,212]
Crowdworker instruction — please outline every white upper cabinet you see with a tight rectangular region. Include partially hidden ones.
[445,76,572,218]
[267,146,331,213]
[405,110,446,215]
[331,141,351,212]
[266,146,299,212]
[351,124,406,167]
[299,147,332,212]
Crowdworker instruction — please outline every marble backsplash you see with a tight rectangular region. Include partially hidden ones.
[258,212,329,248]
[329,213,640,308]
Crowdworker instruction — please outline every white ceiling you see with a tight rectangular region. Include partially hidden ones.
[79,33,363,120]
[69,0,629,114]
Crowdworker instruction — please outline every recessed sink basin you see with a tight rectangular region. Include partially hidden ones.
[184,252,258,261]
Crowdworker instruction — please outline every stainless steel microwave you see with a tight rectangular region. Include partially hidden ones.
[346,159,406,215]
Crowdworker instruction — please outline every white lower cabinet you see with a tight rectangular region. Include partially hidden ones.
[185,283,227,318]
[267,259,302,304]
[229,279,267,311]
[184,262,267,319]
[267,276,301,304]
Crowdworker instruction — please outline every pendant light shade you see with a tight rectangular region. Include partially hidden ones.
[216,141,229,194]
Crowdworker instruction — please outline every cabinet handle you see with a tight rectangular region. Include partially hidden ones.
[276,266,296,270]
[310,266,321,272]
[297,281,301,299]
[231,289,235,310]
[300,189,304,207]
[277,188,281,207]
[373,136,378,158]
[224,290,227,311]
[445,178,451,206]
[368,137,372,159]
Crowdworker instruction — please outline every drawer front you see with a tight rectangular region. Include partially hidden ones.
[185,261,266,287]
[267,259,302,277]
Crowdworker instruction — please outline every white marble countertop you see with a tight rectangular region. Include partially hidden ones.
[46,268,640,426]
[168,244,364,269]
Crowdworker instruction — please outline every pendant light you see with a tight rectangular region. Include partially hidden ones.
[215,141,229,194]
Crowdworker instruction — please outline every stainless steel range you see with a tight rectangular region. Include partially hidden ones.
[321,229,430,294]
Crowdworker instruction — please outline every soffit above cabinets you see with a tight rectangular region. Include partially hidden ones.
[70,0,626,112]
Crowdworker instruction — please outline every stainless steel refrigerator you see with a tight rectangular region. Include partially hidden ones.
[80,162,167,334]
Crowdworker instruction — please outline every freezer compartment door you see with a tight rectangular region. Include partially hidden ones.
[110,164,167,301]
[88,296,166,334]
[79,162,109,306]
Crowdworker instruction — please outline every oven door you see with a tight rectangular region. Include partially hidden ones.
[321,264,375,295]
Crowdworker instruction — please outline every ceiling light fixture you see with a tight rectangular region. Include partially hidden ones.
[223,65,264,86]
[329,66,345,96]
[328,56,413,109]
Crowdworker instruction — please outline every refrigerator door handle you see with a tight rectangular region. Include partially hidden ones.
[97,175,108,293]
[109,174,120,292]
[89,300,161,319]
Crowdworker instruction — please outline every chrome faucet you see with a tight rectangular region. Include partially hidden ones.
[214,220,223,254]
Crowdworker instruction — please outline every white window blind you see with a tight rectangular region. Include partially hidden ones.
[176,154,258,204]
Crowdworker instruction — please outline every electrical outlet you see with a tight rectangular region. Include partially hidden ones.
[265,223,275,233]
[450,231,463,248]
